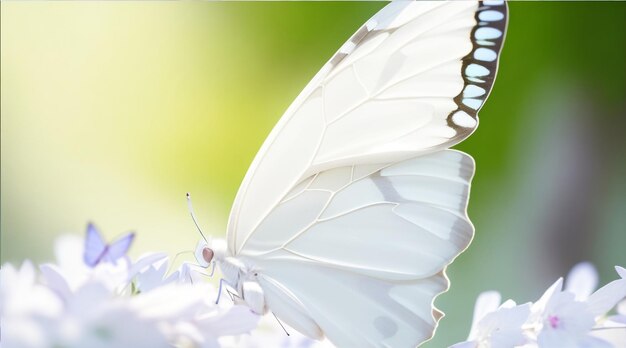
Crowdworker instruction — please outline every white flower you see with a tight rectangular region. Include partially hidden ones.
[2,228,261,348]
[1,261,62,318]
[451,291,531,348]
[530,279,600,347]
[50,282,171,348]
[589,266,626,347]
[528,263,626,348]
[132,253,178,293]
[1,261,64,348]
[128,282,259,347]
[454,263,626,348]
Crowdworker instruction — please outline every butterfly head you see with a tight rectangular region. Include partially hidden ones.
[194,237,227,268]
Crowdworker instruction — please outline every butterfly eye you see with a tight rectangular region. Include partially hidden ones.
[202,247,214,264]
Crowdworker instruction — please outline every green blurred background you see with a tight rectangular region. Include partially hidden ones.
[2,2,625,346]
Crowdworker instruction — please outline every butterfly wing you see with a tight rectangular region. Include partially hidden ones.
[227,1,507,346]
[242,150,474,345]
[102,232,135,264]
[228,0,507,256]
[83,222,107,267]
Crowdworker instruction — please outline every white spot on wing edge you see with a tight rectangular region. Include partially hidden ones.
[474,48,497,62]
[466,64,490,77]
[462,98,482,110]
[483,0,505,6]
[475,27,503,40]
[452,111,477,128]
[463,85,486,98]
[479,10,504,22]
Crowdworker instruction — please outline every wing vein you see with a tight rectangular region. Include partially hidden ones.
[324,1,453,82]
[327,55,464,127]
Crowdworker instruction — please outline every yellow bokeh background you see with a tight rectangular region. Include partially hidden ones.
[1,2,385,261]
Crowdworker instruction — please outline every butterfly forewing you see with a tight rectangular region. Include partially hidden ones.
[228,1,506,256]
[83,223,108,267]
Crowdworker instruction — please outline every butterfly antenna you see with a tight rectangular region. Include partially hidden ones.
[186,193,208,243]
[271,311,290,337]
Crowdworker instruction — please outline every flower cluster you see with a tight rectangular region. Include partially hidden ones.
[1,224,259,348]
[452,262,626,348]
[3,224,625,348]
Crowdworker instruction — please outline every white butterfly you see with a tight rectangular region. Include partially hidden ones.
[195,1,507,347]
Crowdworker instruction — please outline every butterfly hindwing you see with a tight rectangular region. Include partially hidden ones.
[239,150,475,345]
[102,233,135,264]
[257,273,324,340]
[259,260,447,346]
[83,223,134,267]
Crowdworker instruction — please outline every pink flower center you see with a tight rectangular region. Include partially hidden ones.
[548,315,560,329]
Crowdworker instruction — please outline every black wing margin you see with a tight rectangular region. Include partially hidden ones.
[447,0,508,132]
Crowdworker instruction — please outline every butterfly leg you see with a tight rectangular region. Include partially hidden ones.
[206,261,216,277]
[226,288,241,302]
[182,261,216,280]
[216,278,235,305]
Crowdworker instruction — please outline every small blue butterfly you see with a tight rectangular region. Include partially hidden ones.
[83,222,135,267]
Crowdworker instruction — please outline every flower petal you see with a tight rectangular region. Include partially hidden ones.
[587,278,626,317]
[537,326,577,348]
[468,291,501,340]
[40,263,72,301]
[616,266,626,279]
[479,303,531,347]
[565,262,598,301]
[530,278,563,324]
[129,252,168,278]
